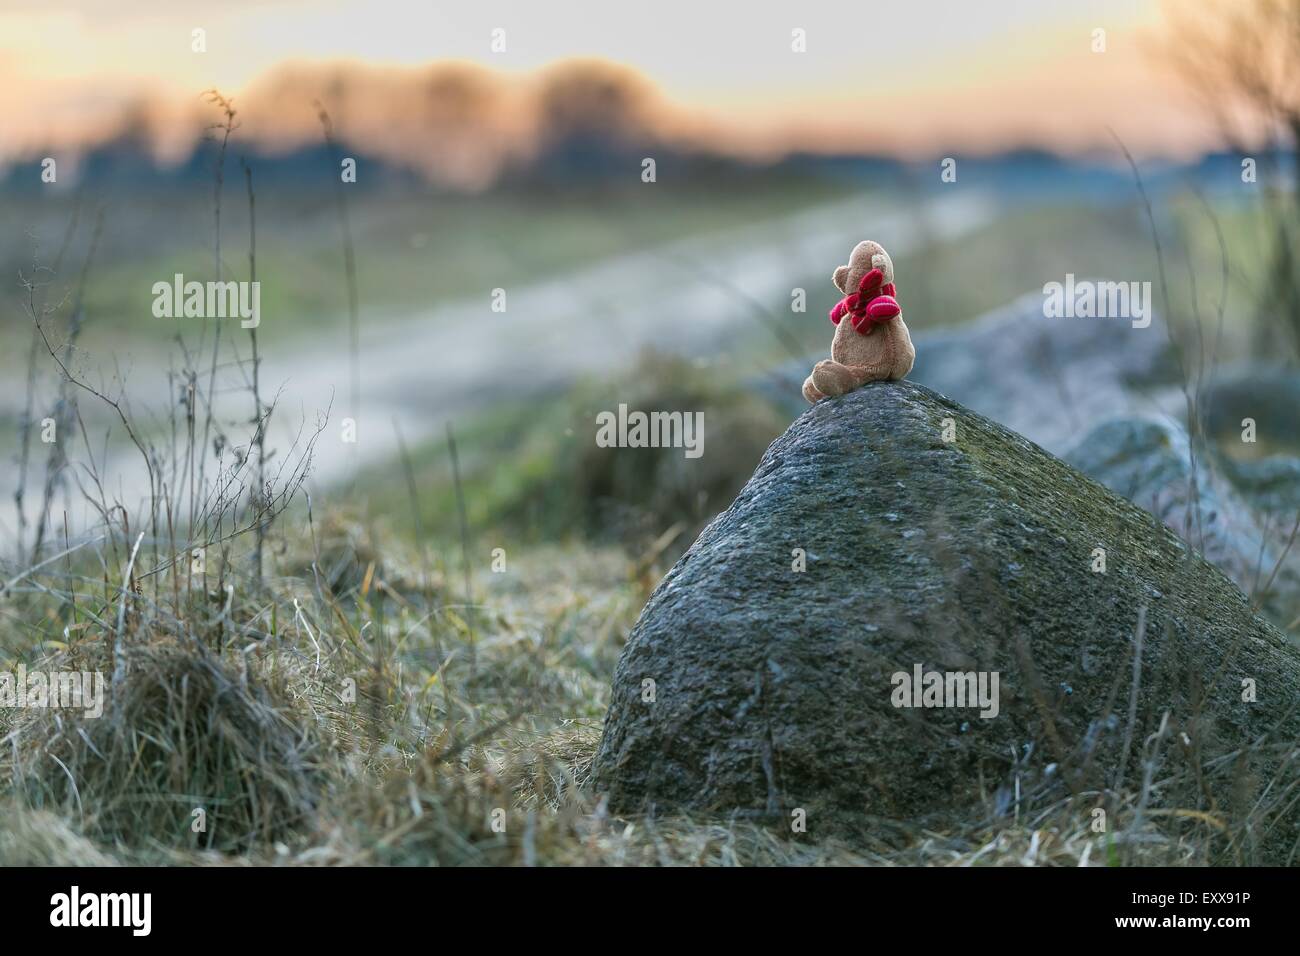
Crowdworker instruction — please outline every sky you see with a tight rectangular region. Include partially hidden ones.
[0,0,1231,164]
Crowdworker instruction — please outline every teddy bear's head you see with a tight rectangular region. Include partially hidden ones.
[832,239,894,295]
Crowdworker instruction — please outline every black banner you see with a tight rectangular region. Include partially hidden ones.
[0,865,1284,941]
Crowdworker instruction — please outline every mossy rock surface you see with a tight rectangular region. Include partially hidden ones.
[593,381,1300,862]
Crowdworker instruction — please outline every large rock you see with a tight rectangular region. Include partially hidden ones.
[593,381,1300,862]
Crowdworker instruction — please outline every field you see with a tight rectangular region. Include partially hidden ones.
[1,170,1295,867]
[0,496,1232,866]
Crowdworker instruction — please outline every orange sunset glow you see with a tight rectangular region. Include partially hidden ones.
[0,0,1253,176]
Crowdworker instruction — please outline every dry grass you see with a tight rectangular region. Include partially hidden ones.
[0,523,1276,867]
[6,641,328,855]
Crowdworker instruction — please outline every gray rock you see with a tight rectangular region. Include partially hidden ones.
[1063,418,1270,592]
[907,292,1180,455]
[1202,365,1300,456]
[762,299,1298,614]
[1200,364,1300,516]
[1220,454,1300,516]
[1064,417,1299,631]
[594,381,1300,862]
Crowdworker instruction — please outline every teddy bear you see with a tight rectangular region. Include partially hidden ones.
[802,239,915,404]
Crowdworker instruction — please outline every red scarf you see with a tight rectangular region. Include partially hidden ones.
[829,267,900,333]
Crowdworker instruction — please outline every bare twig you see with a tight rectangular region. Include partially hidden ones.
[446,422,475,681]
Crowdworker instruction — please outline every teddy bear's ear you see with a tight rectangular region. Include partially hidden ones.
[833,265,850,294]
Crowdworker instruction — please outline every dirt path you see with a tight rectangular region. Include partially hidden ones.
[1,190,994,551]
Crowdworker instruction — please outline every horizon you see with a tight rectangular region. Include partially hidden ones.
[0,0,1262,176]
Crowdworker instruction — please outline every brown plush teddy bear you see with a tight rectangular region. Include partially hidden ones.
[802,239,915,404]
